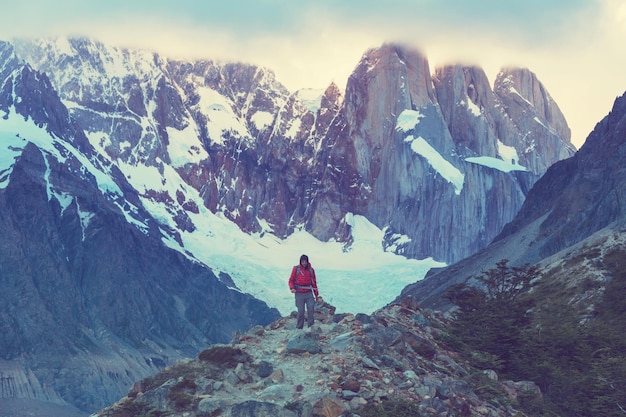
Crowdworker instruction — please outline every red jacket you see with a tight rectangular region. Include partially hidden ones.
[288,264,319,297]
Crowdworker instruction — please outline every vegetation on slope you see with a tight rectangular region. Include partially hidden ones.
[443,255,626,416]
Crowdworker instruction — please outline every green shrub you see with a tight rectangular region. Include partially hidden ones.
[444,257,626,417]
[167,376,199,411]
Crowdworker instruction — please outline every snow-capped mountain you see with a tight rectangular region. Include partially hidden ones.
[10,38,574,266]
[0,36,575,415]
[0,39,279,415]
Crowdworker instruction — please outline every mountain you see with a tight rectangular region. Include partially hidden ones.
[0,40,280,415]
[0,36,575,415]
[399,91,626,310]
[10,38,574,266]
[310,44,574,263]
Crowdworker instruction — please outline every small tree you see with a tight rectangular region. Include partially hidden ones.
[444,260,540,376]
[445,254,626,416]
[472,259,536,303]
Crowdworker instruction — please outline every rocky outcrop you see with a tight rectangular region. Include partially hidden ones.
[93,300,539,417]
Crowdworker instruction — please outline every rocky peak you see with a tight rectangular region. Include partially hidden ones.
[344,43,435,144]
[495,90,626,257]
[433,64,499,156]
[494,68,574,173]
[309,43,574,262]
[93,300,537,417]
[496,68,570,140]
[0,41,20,85]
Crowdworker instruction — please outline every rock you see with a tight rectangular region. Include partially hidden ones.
[361,357,380,370]
[341,390,359,400]
[483,369,498,382]
[286,332,322,354]
[224,370,240,386]
[198,345,251,367]
[349,396,368,410]
[312,396,346,417]
[355,313,373,324]
[329,332,357,352]
[229,400,297,417]
[269,369,285,384]
[256,360,274,378]
[436,380,476,401]
[380,354,404,370]
[250,325,265,336]
[341,378,361,393]
[405,334,437,359]
[197,398,227,415]
[501,380,542,401]
[235,363,252,383]
[257,384,292,402]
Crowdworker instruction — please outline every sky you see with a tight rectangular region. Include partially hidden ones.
[1,0,625,148]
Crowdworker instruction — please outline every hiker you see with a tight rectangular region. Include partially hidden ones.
[288,254,321,329]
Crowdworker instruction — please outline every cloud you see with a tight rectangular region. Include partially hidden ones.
[1,0,623,148]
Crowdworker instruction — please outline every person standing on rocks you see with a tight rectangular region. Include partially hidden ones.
[288,254,321,329]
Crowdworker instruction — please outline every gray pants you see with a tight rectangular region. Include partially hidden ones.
[295,291,315,329]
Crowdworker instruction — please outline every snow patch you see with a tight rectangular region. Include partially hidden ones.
[166,125,208,168]
[465,140,528,173]
[463,99,481,117]
[158,193,446,315]
[297,89,323,114]
[251,111,274,131]
[77,200,95,241]
[465,156,528,173]
[404,135,464,195]
[285,118,302,139]
[196,87,251,145]
[395,109,424,133]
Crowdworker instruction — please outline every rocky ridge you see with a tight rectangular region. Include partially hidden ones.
[93,300,539,417]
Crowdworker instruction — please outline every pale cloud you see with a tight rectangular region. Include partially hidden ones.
[0,0,624,149]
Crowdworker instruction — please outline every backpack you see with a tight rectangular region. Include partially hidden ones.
[294,265,316,288]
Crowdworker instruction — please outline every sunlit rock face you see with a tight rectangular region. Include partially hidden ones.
[309,43,574,263]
